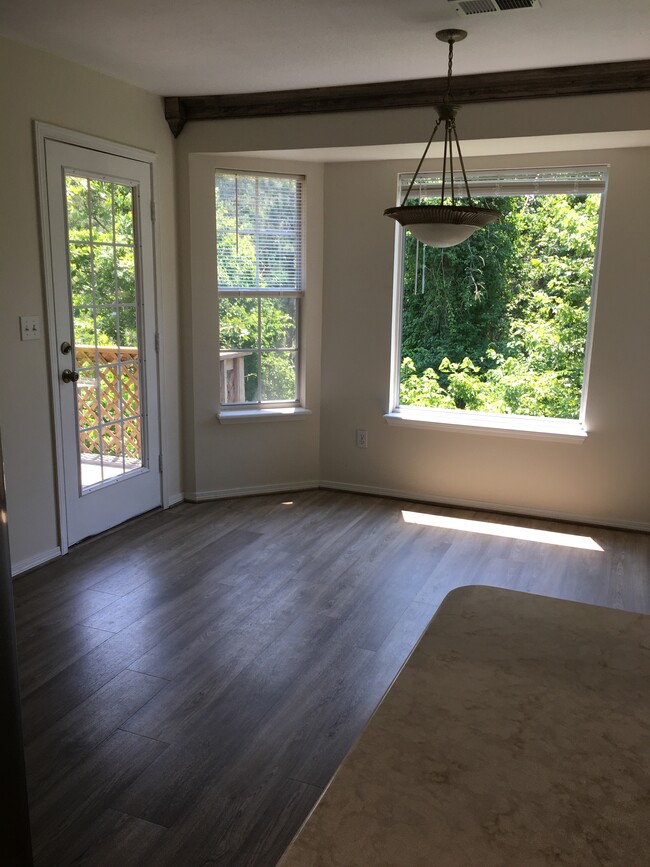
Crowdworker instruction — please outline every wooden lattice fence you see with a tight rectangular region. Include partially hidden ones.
[75,345,141,458]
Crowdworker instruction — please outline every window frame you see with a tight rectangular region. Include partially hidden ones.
[215,168,307,417]
[386,165,608,442]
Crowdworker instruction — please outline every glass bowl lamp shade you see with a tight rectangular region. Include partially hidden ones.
[384,203,501,247]
[385,30,501,248]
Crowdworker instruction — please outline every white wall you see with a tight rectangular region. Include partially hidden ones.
[0,37,182,572]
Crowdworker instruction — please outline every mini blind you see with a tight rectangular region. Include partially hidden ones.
[399,167,608,200]
[215,171,303,295]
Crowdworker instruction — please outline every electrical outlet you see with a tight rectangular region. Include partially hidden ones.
[356,429,368,449]
[20,315,41,341]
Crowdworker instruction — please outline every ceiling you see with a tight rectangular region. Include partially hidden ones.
[1,0,648,97]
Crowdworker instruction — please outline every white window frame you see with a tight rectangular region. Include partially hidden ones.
[216,168,310,423]
[386,165,608,443]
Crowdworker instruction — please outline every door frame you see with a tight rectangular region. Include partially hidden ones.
[35,122,168,554]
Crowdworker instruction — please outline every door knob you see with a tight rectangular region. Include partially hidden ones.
[61,369,79,383]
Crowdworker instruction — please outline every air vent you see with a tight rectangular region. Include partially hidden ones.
[497,0,539,9]
[451,0,540,16]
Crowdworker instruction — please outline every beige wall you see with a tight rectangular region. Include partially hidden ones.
[179,154,323,499]
[2,32,648,576]
[320,148,650,529]
[176,92,650,156]
[0,37,181,571]
[177,93,650,528]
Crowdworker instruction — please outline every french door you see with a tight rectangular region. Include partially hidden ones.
[43,138,161,546]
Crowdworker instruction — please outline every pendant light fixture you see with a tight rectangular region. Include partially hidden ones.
[385,29,501,248]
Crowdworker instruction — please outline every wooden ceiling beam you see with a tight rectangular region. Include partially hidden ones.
[165,59,650,136]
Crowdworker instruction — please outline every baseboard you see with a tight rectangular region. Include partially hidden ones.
[319,479,650,533]
[12,546,62,578]
[166,492,185,507]
[185,480,320,503]
[11,484,646,577]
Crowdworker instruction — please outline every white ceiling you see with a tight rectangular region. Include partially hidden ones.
[0,0,648,97]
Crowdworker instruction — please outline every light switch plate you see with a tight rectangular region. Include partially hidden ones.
[20,316,41,340]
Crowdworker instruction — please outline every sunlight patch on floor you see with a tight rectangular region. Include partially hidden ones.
[401,510,603,551]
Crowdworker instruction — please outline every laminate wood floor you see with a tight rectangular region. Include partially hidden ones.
[14,490,650,866]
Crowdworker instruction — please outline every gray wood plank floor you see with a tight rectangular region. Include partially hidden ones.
[14,490,650,866]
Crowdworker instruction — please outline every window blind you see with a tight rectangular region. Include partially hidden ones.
[216,171,303,295]
[399,166,608,200]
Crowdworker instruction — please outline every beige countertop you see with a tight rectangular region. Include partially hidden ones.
[278,586,650,866]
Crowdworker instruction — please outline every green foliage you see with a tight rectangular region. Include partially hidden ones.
[261,351,297,401]
[402,196,518,376]
[216,173,300,403]
[65,176,138,347]
[400,358,456,409]
[400,193,600,419]
[215,174,301,292]
[219,298,298,402]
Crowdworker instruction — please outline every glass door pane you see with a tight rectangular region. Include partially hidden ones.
[65,174,144,491]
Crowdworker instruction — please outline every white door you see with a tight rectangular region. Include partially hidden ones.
[44,140,161,545]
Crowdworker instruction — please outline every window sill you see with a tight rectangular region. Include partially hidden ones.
[384,408,587,443]
[217,407,312,424]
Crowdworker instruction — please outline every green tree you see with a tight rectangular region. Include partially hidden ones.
[66,176,137,347]
[401,196,518,382]
[219,297,297,402]
[400,193,600,420]
[216,174,300,403]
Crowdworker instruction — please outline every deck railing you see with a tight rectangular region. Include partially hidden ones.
[75,345,141,458]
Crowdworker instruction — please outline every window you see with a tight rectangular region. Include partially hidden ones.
[390,167,606,434]
[216,170,304,409]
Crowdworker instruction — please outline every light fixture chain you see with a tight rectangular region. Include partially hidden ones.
[445,36,455,204]
[384,29,502,246]
[451,122,474,205]
[449,121,455,204]
[446,39,454,101]
[441,121,449,202]
[401,116,443,206]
